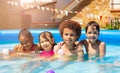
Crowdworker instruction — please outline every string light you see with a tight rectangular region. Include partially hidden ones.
[41,7,45,11]
[6,0,79,15]
[37,6,40,9]
[6,0,110,20]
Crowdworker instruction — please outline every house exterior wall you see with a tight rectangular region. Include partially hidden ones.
[71,0,120,29]
[0,1,22,29]
[0,0,119,29]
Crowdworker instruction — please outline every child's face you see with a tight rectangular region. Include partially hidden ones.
[19,35,33,50]
[62,28,78,45]
[86,26,99,43]
[40,37,53,51]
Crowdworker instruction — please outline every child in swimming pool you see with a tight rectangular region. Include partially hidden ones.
[21,31,56,70]
[37,31,56,60]
[26,31,56,61]
[13,29,39,55]
[1,29,39,59]
[79,21,106,60]
[54,19,84,61]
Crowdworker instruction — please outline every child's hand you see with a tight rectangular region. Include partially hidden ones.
[14,44,24,52]
[54,42,64,53]
[77,47,84,56]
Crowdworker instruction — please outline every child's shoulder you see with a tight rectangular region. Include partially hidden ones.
[79,39,88,44]
[99,41,106,46]
[97,40,106,45]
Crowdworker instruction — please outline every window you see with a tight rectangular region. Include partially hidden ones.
[110,0,120,11]
[20,0,56,9]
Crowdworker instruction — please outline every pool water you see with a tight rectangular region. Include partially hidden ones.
[0,44,119,73]
[0,29,120,73]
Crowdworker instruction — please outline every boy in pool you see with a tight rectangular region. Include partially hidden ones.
[79,21,106,60]
[13,29,39,55]
[54,19,84,61]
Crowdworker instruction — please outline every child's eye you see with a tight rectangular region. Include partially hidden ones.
[93,32,98,34]
[70,34,75,36]
[40,41,44,43]
[88,32,92,34]
[21,42,26,46]
[64,34,68,36]
[20,41,29,45]
[40,40,48,43]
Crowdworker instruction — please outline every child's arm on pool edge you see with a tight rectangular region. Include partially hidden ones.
[99,42,106,58]
[76,42,84,61]
[13,44,24,52]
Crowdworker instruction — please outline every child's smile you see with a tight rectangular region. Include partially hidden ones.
[40,38,52,51]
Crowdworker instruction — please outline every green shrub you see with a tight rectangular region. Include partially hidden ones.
[107,17,120,30]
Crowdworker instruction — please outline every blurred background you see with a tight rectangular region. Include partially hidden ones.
[0,0,120,29]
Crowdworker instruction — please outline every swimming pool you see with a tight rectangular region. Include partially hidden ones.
[0,29,120,73]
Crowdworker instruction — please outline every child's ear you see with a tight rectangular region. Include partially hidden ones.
[76,36,79,40]
[51,38,54,44]
[98,32,100,36]
[31,36,33,40]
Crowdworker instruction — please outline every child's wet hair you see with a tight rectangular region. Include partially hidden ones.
[39,31,54,43]
[18,28,33,39]
[59,19,81,39]
[39,31,56,50]
[85,21,100,34]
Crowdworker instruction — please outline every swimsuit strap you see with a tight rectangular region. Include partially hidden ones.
[31,44,35,51]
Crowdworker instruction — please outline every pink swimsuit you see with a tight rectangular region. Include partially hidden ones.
[40,50,54,58]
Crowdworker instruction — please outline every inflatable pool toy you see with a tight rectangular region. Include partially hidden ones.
[46,70,55,73]
[57,49,64,55]
[2,49,9,55]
